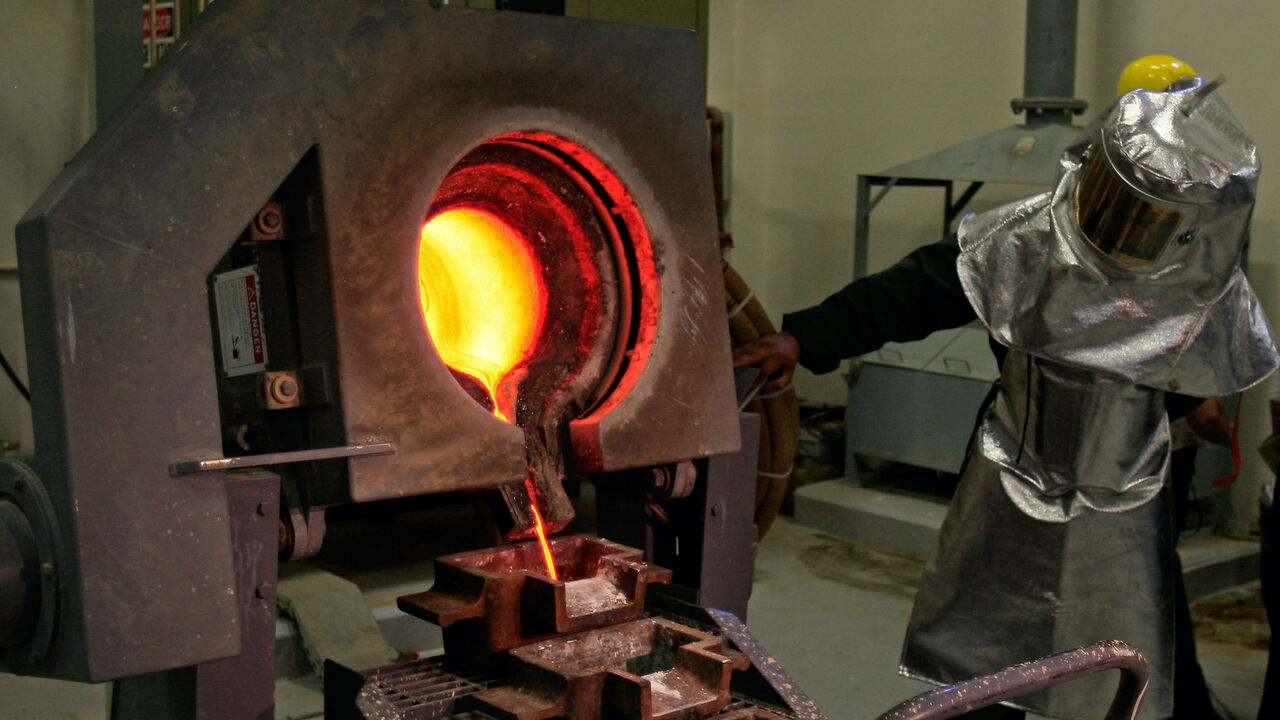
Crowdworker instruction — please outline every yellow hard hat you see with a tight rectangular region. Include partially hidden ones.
[1116,54,1197,96]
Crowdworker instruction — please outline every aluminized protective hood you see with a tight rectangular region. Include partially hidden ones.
[957,79,1278,397]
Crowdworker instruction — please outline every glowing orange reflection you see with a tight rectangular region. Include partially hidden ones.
[418,207,546,423]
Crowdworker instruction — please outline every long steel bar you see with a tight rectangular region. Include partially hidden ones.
[170,442,393,475]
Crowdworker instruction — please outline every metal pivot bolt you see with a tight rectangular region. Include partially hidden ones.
[260,370,302,410]
[274,378,297,402]
[252,201,285,240]
[652,461,698,500]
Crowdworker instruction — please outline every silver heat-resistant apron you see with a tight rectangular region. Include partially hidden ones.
[900,81,1277,719]
[900,348,1177,719]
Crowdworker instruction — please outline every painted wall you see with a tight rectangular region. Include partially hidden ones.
[0,1,95,455]
[707,0,1280,528]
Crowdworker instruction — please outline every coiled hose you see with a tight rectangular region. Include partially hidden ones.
[724,264,799,539]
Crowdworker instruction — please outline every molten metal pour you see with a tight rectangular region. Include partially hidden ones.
[524,476,560,576]
[394,536,757,720]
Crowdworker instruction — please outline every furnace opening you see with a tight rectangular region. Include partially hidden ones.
[417,134,652,432]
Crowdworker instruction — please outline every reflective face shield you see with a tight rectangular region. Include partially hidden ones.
[1071,75,1257,269]
[1074,146,1186,267]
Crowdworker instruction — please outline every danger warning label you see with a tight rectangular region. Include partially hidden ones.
[213,265,269,377]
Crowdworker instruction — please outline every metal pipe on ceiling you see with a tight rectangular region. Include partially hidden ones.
[1016,0,1085,126]
[1024,0,1078,102]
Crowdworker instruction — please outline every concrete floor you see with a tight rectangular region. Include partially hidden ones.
[0,516,1269,719]
[747,518,1269,720]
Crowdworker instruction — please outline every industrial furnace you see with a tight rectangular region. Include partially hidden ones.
[0,1,1153,719]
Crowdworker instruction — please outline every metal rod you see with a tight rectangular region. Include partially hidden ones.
[854,175,872,280]
[170,442,394,475]
[873,640,1148,720]
[946,181,985,228]
[147,0,159,69]
[943,182,954,238]
[1184,74,1227,116]
[866,178,899,215]
[706,608,831,720]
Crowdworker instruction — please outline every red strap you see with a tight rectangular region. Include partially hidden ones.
[1211,398,1244,488]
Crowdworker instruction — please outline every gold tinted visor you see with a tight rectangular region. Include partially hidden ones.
[1076,148,1184,266]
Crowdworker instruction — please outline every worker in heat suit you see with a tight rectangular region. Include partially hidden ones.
[735,70,1279,719]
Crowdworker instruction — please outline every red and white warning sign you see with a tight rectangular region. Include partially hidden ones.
[143,8,173,39]
[213,266,269,377]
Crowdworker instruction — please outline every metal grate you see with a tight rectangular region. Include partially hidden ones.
[715,698,793,719]
[354,657,794,720]
[358,658,501,719]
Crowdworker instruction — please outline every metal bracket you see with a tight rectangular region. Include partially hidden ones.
[1010,96,1089,115]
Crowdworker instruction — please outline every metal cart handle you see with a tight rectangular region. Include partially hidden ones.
[874,640,1149,720]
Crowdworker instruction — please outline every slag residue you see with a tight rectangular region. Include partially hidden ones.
[563,576,630,618]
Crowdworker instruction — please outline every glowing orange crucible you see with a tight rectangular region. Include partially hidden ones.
[417,207,547,423]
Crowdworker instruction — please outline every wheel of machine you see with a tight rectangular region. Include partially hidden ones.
[0,458,61,673]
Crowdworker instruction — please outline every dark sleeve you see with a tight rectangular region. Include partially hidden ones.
[781,235,976,374]
[1164,392,1205,421]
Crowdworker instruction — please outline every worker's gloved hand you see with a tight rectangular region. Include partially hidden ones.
[732,331,800,394]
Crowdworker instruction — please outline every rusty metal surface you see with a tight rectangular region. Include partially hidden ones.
[15,0,737,681]
[879,640,1148,720]
[399,536,671,662]
[470,616,750,720]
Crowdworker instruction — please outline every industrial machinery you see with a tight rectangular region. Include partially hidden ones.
[1,1,1150,718]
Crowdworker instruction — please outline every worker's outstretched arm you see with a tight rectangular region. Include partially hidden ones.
[734,235,975,390]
